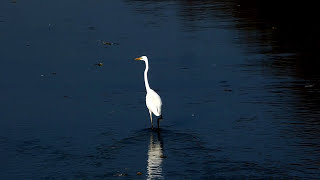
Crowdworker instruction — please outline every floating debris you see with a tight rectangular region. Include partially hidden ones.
[95,62,103,67]
[224,89,232,92]
[305,84,315,88]
[305,82,317,88]
[40,72,57,77]
[102,41,113,45]
[97,40,119,47]
[160,154,167,158]
[113,173,128,177]
[136,172,143,175]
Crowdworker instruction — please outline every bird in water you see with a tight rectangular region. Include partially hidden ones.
[135,56,163,129]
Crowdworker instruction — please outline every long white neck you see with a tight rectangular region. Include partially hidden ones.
[144,59,151,91]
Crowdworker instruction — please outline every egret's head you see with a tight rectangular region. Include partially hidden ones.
[135,56,148,62]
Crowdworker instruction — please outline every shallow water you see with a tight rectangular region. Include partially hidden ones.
[1,0,320,179]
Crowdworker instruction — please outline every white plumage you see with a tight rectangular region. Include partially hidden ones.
[135,56,163,129]
[146,89,162,116]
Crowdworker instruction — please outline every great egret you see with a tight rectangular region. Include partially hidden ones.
[135,56,163,129]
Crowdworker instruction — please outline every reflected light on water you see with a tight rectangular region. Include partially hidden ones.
[147,131,164,180]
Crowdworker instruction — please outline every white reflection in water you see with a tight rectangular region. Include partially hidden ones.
[147,132,164,180]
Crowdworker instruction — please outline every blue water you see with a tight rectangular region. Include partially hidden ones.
[1,0,319,179]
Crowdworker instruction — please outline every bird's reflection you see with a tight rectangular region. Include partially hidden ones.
[147,130,164,180]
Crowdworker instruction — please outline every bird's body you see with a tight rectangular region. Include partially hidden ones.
[146,89,162,116]
[135,56,163,129]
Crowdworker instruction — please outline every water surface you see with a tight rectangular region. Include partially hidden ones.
[1,0,319,179]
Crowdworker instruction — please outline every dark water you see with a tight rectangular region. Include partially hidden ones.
[1,0,320,179]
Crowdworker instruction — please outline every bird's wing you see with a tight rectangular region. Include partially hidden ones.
[146,89,162,116]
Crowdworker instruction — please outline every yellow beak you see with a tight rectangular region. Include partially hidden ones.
[135,57,142,60]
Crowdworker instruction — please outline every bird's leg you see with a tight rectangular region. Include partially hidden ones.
[157,119,160,129]
[157,115,163,129]
[149,110,153,129]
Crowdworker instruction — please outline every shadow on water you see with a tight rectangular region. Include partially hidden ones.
[126,0,320,78]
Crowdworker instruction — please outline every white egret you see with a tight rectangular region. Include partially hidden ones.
[135,56,163,129]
